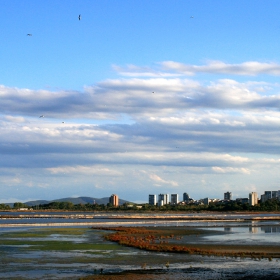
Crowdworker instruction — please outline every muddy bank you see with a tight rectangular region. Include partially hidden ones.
[92,226,280,259]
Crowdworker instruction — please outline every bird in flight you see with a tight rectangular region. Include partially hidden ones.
[78,14,81,20]
[39,115,44,118]
[27,34,32,36]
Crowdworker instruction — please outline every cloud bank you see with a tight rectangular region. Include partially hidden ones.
[1,61,280,202]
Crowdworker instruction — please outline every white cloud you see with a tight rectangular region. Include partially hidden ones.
[112,64,181,77]
[4,115,26,123]
[160,61,280,76]
[2,60,280,201]
[149,173,178,187]
[212,167,251,174]
[47,165,122,176]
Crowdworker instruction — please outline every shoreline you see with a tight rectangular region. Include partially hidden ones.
[0,219,264,227]
[1,212,280,227]
[93,226,280,259]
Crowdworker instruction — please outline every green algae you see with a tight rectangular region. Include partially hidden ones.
[0,239,119,251]
[0,227,120,251]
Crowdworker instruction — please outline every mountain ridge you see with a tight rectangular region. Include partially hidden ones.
[6,196,131,207]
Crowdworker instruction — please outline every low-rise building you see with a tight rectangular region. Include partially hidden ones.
[236,198,249,204]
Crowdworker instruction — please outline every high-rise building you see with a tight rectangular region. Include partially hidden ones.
[261,191,272,203]
[149,194,157,205]
[109,194,119,206]
[183,192,189,202]
[261,194,267,203]
[224,192,232,201]
[158,194,168,206]
[249,192,258,206]
[171,194,179,205]
[272,191,278,199]
[264,191,272,200]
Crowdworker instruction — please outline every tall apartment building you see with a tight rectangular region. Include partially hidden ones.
[249,192,258,206]
[261,190,279,202]
[264,191,272,200]
[171,194,179,205]
[149,194,157,205]
[109,194,119,207]
[158,194,168,206]
[183,192,190,202]
[272,191,278,199]
[224,192,232,201]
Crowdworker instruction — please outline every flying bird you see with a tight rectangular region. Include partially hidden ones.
[78,14,81,20]
[27,33,32,36]
[39,115,44,118]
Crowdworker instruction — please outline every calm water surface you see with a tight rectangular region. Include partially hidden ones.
[0,213,280,279]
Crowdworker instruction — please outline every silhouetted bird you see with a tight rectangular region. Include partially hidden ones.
[78,14,81,20]
[27,34,32,36]
[39,115,44,118]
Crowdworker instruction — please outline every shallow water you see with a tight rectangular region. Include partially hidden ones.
[0,214,280,279]
[201,225,280,245]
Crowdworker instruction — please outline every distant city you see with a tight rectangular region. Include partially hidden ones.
[107,190,280,207]
[4,191,280,211]
[146,190,280,207]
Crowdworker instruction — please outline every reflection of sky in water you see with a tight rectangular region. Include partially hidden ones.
[202,226,280,245]
[0,224,280,279]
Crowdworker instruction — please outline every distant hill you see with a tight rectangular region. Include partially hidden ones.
[14,196,131,207]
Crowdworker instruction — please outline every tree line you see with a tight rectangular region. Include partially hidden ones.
[0,199,280,212]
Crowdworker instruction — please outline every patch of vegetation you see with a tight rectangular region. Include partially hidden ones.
[93,226,280,259]
[0,228,120,252]
[0,239,119,251]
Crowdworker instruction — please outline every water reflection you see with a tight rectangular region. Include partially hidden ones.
[261,226,280,233]
[205,225,280,245]
[249,227,258,233]
[0,216,280,279]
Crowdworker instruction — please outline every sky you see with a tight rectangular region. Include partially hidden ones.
[1,0,280,204]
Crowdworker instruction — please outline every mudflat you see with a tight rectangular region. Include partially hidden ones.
[91,226,280,259]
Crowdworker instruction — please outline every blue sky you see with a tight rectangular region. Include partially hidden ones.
[1,0,280,203]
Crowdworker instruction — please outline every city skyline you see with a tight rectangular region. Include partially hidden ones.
[2,1,280,204]
[2,188,280,207]
[148,188,280,205]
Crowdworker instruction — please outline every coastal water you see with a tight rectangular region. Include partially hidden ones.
[0,212,280,279]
